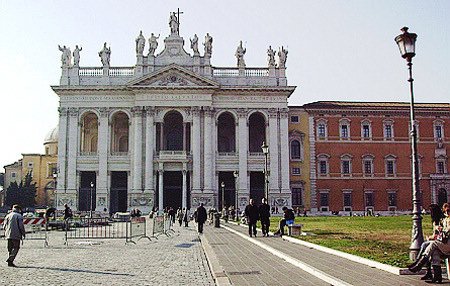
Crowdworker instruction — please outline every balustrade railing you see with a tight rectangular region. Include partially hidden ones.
[158,150,187,156]
[109,67,134,77]
[79,151,98,156]
[213,68,240,77]
[78,67,103,77]
[244,68,269,77]
[213,67,269,77]
[110,151,129,156]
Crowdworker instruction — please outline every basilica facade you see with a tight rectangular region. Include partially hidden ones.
[52,14,295,212]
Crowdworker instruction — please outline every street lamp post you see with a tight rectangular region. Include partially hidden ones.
[220,181,225,212]
[261,141,269,202]
[395,26,424,260]
[90,181,94,218]
[233,171,239,211]
[52,172,58,207]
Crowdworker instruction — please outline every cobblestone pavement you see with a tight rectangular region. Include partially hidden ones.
[203,222,435,286]
[0,224,214,286]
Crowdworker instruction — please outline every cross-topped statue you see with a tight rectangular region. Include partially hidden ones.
[169,8,183,35]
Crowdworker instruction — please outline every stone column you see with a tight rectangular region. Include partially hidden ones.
[144,107,155,194]
[160,123,164,150]
[237,109,248,196]
[279,108,290,194]
[182,168,187,209]
[268,109,280,199]
[97,108,109,204]
[132,107,143,192]
[203,107,213,193]
[158,166,164,212]
[66,108,79,193]
[191,107,201,192]
[56,107,68,193]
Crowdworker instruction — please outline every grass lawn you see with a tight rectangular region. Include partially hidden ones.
[268,215,432,268]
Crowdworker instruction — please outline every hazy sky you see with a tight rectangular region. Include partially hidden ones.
[0,1,449,169]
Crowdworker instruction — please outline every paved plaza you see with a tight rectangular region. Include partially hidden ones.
[0,224,213,286]
[1,220,445,286]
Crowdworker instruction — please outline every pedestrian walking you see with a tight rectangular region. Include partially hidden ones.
[176,208,183,227]
[196,203,207,234]
[259,198,271,237]
[244,199,259,237]
[183,208,190,227]
[64,203,73,231]
[3,205,26,267]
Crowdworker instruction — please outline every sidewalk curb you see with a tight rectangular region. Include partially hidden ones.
[226,220,402,276]
[200,233,232,286]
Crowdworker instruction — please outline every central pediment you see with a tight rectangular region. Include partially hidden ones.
[127,64,219,88]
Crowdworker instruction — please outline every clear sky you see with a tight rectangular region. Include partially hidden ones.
[0,0,449,170]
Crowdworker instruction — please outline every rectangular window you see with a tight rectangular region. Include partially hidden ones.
[341,125,348,139]
[363,125,370,138]
[11,172,16,178]
[386,161,394,175]
[384,125,392,139]
[388,192,397,207]
[292,188,302,206]
[27,162,33,168]
[318,124,326,138]
[292,168,301,175]
[435,125,442,139]
[438,161,445,174]
[290,116,299,123]
[320,192,329,208]
[364,161,372,175]
[343,192,352,208]
[365,192,374,207]
[319,161,327,175]
[342,161,350,174]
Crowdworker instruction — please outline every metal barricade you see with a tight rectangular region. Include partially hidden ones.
[23,218,49,247]
[128,217,151,243]
[64,217,128,245]
[0,218,4,238]
[151,215,166,237]
[164,214,175,236]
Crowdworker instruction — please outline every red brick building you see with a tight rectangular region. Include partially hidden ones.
[302,101,449,214]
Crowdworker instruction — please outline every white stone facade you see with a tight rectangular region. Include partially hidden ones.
[53,15,295,212]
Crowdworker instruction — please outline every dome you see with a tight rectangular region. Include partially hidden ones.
[44,126,58,144]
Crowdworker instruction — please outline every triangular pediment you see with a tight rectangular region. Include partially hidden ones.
[127,64,219,88]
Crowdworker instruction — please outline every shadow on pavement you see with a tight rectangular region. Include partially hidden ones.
[19,265,134,276]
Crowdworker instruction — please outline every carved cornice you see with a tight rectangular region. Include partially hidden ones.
[58,107,68,116]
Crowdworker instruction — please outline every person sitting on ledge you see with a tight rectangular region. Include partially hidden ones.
[274,206,295,236]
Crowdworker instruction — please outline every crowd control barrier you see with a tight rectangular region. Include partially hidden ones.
[128,217,151,243]
[0,217,49,247]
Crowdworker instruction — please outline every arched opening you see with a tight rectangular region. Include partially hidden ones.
[248,112,266,152]
[164,111,184,151]
[111,112,129,153]
[217,112,236,152]
[438,188,447,207]
[80,112,98,153]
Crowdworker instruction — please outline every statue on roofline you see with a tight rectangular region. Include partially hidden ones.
[169,12,179,35]
[278,46,288,68]
[135,30,145,56]
[73,45,82,67]
[99,42,111,67]
[204,33,213,57]
[58,45,72,67]
[148,33,160,56]
[267,46,276,68]
[190,34,199,55]
[235,41,246,68]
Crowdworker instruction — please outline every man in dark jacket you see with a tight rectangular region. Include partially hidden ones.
[274,206,295,236]
[244,199,259,237]
[259,198,271,237]
[3,205,26,267]
[196,203,207,234]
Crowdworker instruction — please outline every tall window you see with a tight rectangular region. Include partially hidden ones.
[317,120,327,139]
[385,155,397,176]
[292,188,303,206]
[434,120,444,140]
[343,191,352,211]
[361,120,371,140]
[388,192,397,207]
[340,118,350,140]
[362,155,374,176]
[383,120,394,140]
[320,192,329,211]
[437,157,447,174]
[341,154,352,176]
[365,192,374,208]
[317,154,330,176]
[290,140,301,160]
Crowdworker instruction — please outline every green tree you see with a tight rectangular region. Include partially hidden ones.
[5,172,37,208]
